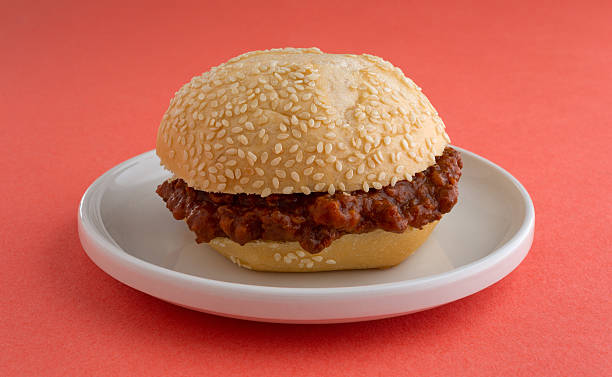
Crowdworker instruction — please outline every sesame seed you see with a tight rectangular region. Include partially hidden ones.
[275,169,286,178]
[357,164,365,174]
[316,142,323,153]
[272,177,279,188]
[237,135,249,145]
[335,161,343,172]
[238,149,245,158]
[391,176,398,186]
[306,155,315,165]
[255,168,265,176]
[325,143,332,154]
[217,183,226,191]
[325,259,336,265]
[282,186,293,194]
[304,167,314,175]
[274,253,281,262]
[270,157,281,166]
[313,173,324,180]
[226,160,237,166]
[277,134,289,140]
[274,143,283,154]
[372,182,382,190]
[363,182,369,192]
[283,170,298,182]
[283,256,292,264]
[247,151,257,162]
[314,182,325,191]
[301,186,311,194]
[328,184,335,195]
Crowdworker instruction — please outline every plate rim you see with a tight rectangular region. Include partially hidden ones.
[78,146,535,297]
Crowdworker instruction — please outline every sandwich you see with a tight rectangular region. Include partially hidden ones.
[155,48,462,272]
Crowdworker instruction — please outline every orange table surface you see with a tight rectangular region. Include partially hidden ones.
[1,1,610,376]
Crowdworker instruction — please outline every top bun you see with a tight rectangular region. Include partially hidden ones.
[156,47,450,196]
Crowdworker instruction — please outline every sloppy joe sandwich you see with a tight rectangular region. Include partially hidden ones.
[155,48,462,272]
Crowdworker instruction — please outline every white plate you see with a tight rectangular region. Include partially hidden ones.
[78,147,534,323]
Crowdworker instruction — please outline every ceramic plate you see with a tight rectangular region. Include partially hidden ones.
[78,147,534,323]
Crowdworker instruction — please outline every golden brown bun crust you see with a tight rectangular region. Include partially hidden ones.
[156,48,450,196]
[208,222,438,272]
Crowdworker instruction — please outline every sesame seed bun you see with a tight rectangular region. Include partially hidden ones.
[208,222,438,272]
[156,47,450,196]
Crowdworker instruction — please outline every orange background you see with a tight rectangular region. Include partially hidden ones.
[1,1,610,375]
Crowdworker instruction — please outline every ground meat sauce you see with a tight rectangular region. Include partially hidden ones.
[157,147,462,253]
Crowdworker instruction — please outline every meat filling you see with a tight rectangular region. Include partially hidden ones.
[156,147,462,253]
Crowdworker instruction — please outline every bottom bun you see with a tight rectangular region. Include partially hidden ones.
[208,221,438,272]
